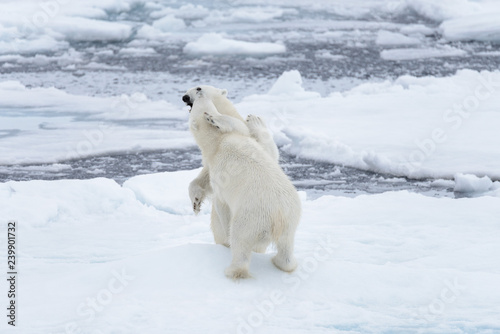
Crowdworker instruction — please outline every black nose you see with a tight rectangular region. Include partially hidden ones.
[182,95,190,103]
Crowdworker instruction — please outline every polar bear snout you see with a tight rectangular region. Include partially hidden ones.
[182,94,192,106]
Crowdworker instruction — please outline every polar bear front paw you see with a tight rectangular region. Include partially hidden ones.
[188,180,205,214]
[246,114,266,131]
[204,112,220,129]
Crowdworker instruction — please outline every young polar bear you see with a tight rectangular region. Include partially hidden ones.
[185,87,301,279]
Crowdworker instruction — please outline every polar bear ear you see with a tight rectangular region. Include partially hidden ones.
[220,89,228,96]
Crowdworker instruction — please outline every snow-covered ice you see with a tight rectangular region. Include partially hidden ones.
[440,13,500,43]
[380,46,467,61]
[454,173,498,195]
[183,33,286,56]
[239,70,500,180]
[1,170,500,333]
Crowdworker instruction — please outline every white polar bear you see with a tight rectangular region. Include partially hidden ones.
[183,85,279,237]
[184,86,301,279]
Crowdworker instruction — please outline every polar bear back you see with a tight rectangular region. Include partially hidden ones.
[209,134,300,224]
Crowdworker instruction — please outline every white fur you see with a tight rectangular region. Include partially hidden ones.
[185,86,278,220]
[186,87,301,279]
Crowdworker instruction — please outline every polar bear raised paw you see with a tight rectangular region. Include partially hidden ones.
[246,114,280,162]
[246,114,266,130]
[203,109,250,136]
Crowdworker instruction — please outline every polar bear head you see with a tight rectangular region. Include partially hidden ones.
[182,85,228,109]
[182,85,243,121]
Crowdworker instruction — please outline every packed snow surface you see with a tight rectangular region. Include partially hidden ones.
[1,170,500,333]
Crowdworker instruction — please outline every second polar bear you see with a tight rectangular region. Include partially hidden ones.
[185,86,301,279]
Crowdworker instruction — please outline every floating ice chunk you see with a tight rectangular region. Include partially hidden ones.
[404,0,484,22]
[0,35,68,55]
[377,177,407,183]
[268,70,304,95]
[223,7,287,23]
[0,54,21,62]
[454,173,493,193]
[48,17,131,42]
[380,46,466,61]
[268,70,319,99]
[440,13,500,42]
[136,24,168,40]
[81,62,127,71]
[476,51,500,57]
[375,30,421,46]
[152,15,186,32]
[183,33,286,55]
[400,24,435,36]
[150,5,208,20]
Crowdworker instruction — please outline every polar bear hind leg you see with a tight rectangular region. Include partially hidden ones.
[225,210,265,280]
[225,239,253,280]
[272,216,298,273]
[211,199,230,247]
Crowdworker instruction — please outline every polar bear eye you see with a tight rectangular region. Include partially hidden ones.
[196,87,201,91]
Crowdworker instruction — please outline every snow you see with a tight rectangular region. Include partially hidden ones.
[1,170,499,333]
[454,173,494,193]
[123,168,208,215]
[0,35,68,55]
[440,13,500,42]
[48,17,132,42]
[183,33,286,56]
[135,24,170,40]
[399,24,435,36]
[0,81,192,164]
[152,15,186,32]
[239,69,500,180]
[267,70,321,99]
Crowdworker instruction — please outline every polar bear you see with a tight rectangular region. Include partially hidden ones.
[184,86,301,279]
[183,85,279,236]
